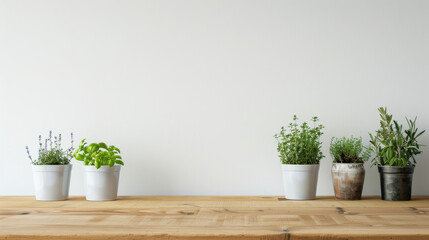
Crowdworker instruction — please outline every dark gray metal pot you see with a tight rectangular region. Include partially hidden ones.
[378,165,414,201]
[331,163,365,200]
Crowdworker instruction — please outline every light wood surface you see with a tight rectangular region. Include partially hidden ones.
[1,196,429,239]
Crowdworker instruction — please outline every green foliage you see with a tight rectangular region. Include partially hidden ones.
[274,115,324,165]
[73,139,124,169]
[330,136,369,163]
[368,107,425,166]
[26,131,74,165]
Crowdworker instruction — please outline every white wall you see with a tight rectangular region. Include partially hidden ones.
[1,0,428,196]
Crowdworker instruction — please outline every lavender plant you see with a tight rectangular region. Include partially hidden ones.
[26,131,74,165]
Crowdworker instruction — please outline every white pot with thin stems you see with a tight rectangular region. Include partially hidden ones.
[281,164,320,200]
[84,165,121,201]
[26,131,75,201]
[32,164,72,201]
[275,115,324,201]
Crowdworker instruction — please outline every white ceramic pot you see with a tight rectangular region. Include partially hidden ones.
[32,164,72,201]
[84,165,121,201]
[281,164,319,200]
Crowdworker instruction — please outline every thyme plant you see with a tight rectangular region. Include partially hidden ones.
[330,136,369,163]
[74,139,124,169]
[368,107,425,166]
[275,115,324,164]
[26,131,74,165]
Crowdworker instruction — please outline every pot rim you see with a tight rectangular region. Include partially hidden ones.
[332,162,364,165]
[32,164,72,172]
[84,165,121,172]
[378,165,415,168]
[281,164,320,166]
[378,165,415,174]
[32,164,72,166]
[281,164,320,171]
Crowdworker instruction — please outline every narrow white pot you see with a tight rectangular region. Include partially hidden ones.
[32,164,72,201]
[84,165,121,201]
[281,164,319,200]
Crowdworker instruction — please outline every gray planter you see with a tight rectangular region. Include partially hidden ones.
[331,163,365,200]
[378,166,414,201]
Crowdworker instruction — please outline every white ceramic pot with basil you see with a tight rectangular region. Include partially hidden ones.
[26,131,75,201]
[74,139,124,201]
[275,115,324,200]
[84,165,121,201]
[368,107,425,201]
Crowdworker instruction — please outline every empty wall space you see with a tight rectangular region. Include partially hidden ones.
[0,0,428,196]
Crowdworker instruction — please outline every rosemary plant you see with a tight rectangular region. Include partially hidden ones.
[368,107,425,166]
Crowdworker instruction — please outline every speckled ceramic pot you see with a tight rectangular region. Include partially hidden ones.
[331,163,365,200]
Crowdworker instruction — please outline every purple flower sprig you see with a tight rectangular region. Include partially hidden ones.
[26,131,75,165]
[49,130,53,150]
[71,132,74,149]
[26,146,33,164]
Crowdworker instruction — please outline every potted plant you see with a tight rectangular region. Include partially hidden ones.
[74,139,124,201]
[26,131,74,201]
[330,136,369,200]
[274,115,324,200]
[368,107,425,201]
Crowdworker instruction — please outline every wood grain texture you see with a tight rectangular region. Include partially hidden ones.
[1,196,429,239]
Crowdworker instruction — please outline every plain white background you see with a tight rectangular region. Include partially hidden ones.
[0,0,428,196]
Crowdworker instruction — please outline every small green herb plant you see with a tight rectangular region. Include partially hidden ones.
[330,136,369,163]
[274,115,324,164]
[368,107,425,166]
[26,131,74,165]
[73,139,124,169]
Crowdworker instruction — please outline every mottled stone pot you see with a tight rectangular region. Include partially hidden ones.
[378,166,414,201]
[331,163,365,200]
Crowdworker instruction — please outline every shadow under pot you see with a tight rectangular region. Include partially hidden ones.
[84,165,121,201]
[378,165,414,201]
[32,164,72,201]
[331,163,365,200]
[281,164,319,200]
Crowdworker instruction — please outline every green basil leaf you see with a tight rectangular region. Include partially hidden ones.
[98,142,108,149]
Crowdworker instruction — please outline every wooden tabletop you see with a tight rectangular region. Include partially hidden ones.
[1,196,429,240]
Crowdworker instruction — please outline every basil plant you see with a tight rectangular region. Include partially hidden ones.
[73,139,124,169]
